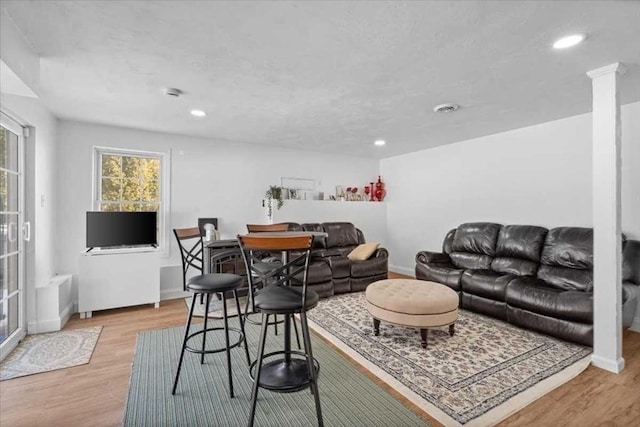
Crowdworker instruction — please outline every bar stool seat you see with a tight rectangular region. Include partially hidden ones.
[255,286,319,312]
[187,273,242,291]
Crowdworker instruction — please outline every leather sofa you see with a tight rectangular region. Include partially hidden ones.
[415,222,639,346]
[282,222,388,298]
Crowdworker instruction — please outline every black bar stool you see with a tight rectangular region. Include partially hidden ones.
[172,227,251,398]
[238,233,323,427]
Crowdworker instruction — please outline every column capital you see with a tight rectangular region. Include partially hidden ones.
[587,62,627,79]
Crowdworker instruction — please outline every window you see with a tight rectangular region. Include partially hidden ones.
[93,147,169,250]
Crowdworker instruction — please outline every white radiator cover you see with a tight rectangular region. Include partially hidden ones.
[31,274,73,333]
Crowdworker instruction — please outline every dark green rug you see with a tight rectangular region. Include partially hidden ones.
[124,319,430,426]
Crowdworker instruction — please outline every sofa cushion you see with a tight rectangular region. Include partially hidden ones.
[537,265,593,292]
[450,252,493,270]
[451,222,502,256]
[491,258,538,276]
[505,277,593,323]
[461,270,515,301]
[347,243,380,261]
[323,222,359,248]
[442,228,456,255]
[491,225,545,275]
[351,256,387,278]
[311,248,342,258]
[282,222,303,232]
[495,225,548,262]
[302,223,327,249]
[326,256,350,278]
[293,259,332,284]
[461,294,507,320]
[506,306,593,347]
[415,262,463,292]
[333,246,356,257]
[540,227,593,269]
[537,227,593,292]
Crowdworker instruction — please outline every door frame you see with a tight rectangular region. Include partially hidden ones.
[0,111,26,361]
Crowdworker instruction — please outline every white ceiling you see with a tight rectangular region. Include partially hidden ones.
[2,0,639,158]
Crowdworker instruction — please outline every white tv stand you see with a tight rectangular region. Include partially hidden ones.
[78,249,160,318]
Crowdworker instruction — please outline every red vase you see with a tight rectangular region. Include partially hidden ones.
[374,176,386,201]
[369,182,376,201]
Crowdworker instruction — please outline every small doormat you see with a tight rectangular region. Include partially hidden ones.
[184,296,249,318]
[0,326,102,381]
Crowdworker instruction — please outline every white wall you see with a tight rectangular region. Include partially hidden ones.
[56,120,379,301]
[1,9,59,332]
[381,102,640,275]
[1,95,59,331]
[621,102,640,241]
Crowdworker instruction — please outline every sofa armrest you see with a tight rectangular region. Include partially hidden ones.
[416,251,450,265]
[373,248,389,259]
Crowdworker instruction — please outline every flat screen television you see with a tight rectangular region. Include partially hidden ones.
[86,211,157,251]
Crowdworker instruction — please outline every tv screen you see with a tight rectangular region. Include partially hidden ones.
[86,211,157,249]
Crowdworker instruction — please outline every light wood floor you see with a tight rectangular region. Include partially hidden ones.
[1,274,639,426]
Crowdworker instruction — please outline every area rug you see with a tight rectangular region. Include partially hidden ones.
[305,292,592,427]
[184,295,249,318]
[0,326,102,381]
[124,323,430,426]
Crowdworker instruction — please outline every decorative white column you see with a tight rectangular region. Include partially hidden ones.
[587,62,626,373]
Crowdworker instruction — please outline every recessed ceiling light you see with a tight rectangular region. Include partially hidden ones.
[190,109,206,117]
[374,139,386,146]
[553,34,586,49]
[433,103,460,113]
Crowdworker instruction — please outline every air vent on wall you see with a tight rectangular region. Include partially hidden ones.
[164,88,183,97]
[433,103,460,113]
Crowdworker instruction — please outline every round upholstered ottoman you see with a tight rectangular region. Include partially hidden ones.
[365,279,459,348]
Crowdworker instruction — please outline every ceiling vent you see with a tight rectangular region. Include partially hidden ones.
[164,88,182,97]
[433,103,460,113]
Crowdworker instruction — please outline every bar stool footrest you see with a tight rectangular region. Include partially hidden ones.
[184,327,245,355]
[245,311,285,327]
[249,350,320,393]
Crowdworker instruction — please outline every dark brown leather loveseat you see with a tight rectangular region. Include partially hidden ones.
[283,222,388,298]
[415,222,640,346]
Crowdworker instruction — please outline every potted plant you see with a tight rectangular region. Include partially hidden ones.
[264,185,284,220]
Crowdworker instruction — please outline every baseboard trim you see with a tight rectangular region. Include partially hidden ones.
[591,354,625,373]
[59,301,74,328]
[161,288,190,301]
[388,265,415,278]
[27,302,75,333]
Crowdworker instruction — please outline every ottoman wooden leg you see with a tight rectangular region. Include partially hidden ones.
[449,323,455,337]
[373,318,380,336]
[420,329,428,349]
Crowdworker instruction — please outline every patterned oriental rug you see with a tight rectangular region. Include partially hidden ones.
[0,326,102,381]
[305,292,592,427]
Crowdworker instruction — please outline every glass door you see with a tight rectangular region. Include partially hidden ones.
[0,113,25,361]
